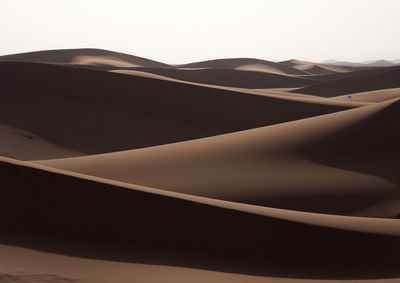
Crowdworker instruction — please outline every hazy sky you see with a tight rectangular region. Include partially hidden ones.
[1,0,399,64]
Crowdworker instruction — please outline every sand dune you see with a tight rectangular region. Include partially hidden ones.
[109,67,318,88]
[279,59,352,75]
[37,99,400,217]
[0,62,352,160]
[0,49,399,282]
[294,67,400,97]
[2,244,400,283]
[1,156,400,280]
[330,87,400,102]
[0,48,172,68]
[176,58,309,75]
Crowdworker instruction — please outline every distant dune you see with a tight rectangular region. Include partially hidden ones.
[176,58,309,75]
[294,67,400,96]
[279,59,352,75]
[0,48,172,68]
[112,67,318,88]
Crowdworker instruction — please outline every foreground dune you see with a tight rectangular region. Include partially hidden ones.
[1,243,400,283]
[0,62,353,160]
[1,156,400,280]
[37,98,400,217]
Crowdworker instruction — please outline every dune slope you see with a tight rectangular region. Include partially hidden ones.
[0,62,352,160]
[279,59,352,75]
[176,58,309,75]
[294,68,400,97]
[38,99,400,217]
[0,48,172,68]
[109,67,318,88]
[0,157,400,279]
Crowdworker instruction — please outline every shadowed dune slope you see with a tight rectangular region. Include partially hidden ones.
[38,99,400,217]
[294,68,400,97]
[0,48,172,68]
[112,67,318,88]
[301,99,400,185]
[176,58,309,75]
[307,65,400,82]
[0,157,400,279]
[0,62,352,160]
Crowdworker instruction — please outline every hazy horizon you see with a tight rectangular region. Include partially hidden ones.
[1,0,399,64]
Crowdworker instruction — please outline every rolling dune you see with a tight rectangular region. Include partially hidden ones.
[294,68,400,96]
[0,49,399,283]
[279,59,352,75]
[0,48,172,68]
[109,67,318,88]
[37,99,400,217]
[176,58,309,75]
[330,87,400,102]
[0,62,352,160]
[0,157,400,280]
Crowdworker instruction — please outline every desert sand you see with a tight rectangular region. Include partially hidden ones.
[0,49,399,283]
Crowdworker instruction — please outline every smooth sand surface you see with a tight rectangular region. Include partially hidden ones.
[330,87,400,102]
[37,99,400,217]
[279,59,351,75]
[1,156,400,281]
[110,66,318,88]
[0,48,172,68]
[175,58,310,75]
[0,62,354,160]
[0,49,399,282]
[294,67,400,96]
[1,244,400,283]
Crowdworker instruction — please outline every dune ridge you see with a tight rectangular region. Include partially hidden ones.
[0,62,353,160]
[294,67,400,96]
[37,98,400,218]
[0,156,400,279]
[0,48,172,68]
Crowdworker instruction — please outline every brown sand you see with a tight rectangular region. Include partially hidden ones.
[0,48,172,68]
[0,62,353,160]
[0,50,399,283]
[279,59,352,75]
[176,58,310,75]
[37,98,400,217]
[294,67,400,96]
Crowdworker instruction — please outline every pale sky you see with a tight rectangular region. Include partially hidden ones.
[1,0,399,64]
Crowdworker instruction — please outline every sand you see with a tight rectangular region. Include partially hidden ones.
[279,59,352,75]
[0,49,399,283]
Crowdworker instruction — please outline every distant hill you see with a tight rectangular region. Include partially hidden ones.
[0,48,172,69]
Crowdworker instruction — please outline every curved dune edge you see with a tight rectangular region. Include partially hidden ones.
[0,62,358,160]
[0,244,399,283]
[2,156,399,237]
[329,87,400,102]
[112,69,367,107]
[35,97,400,217]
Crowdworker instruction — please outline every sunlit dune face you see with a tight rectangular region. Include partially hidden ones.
[71,56,141,68]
